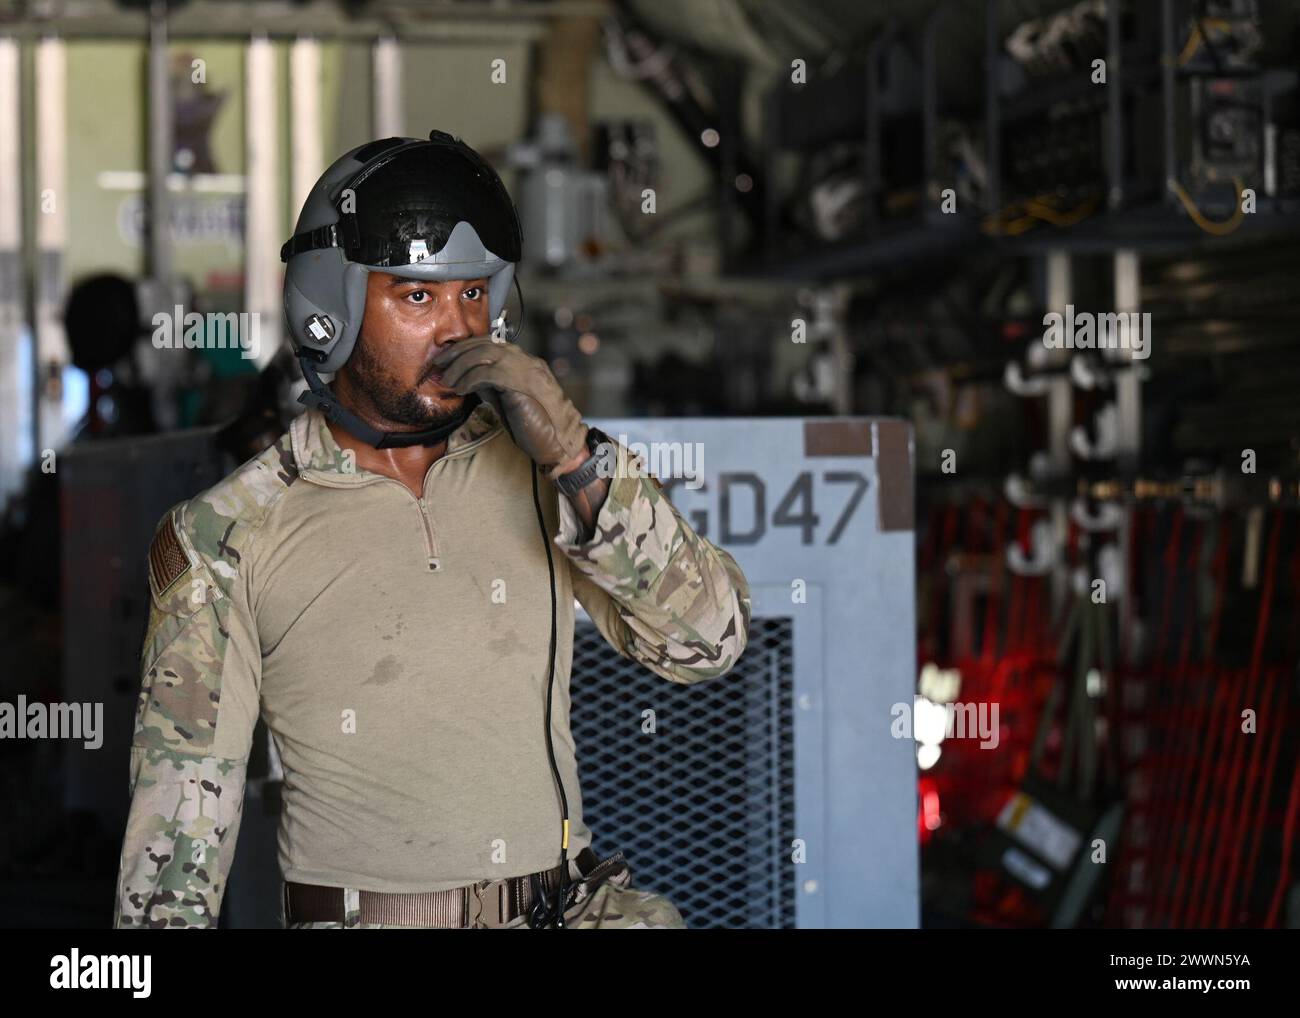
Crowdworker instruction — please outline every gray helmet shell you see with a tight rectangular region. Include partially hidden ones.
[283,136,518,374]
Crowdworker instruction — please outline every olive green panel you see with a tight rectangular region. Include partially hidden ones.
[588,53,715,247]
[323,41,375,162]
[401,41,529,151]
[63,39,251,290]
[65,42,146,282]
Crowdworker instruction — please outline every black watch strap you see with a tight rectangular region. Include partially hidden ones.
[555,427,614,497]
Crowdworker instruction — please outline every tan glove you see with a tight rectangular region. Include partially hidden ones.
[432,335,588,475]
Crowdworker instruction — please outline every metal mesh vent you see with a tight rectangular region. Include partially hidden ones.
[571,616,796,929]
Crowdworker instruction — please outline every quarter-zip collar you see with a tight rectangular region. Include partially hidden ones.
[289,401,504,488]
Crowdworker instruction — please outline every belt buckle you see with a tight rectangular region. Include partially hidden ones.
[464,878,512,929]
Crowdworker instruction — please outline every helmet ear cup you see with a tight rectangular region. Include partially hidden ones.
[282,140,402,371]
[284,253,346,366]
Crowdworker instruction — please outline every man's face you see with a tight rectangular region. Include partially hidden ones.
[340,271,491,428]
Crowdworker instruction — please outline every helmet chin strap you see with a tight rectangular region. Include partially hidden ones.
[297,354,482,449]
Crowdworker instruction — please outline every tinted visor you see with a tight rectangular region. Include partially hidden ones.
[339,142,522,267]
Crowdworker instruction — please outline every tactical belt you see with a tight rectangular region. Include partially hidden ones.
[283,846,603,928]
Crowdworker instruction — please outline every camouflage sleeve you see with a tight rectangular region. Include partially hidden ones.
[558,438,751,684]
[112,502,262,928]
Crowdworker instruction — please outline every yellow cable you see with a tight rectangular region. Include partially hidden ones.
[1001,214,1039,235]
[1178,24,1203,65]
[1178,18,1232,66]
[981,191,1098,234]
[981,192,1049,235]
[1025,194,1099,227]
[1168,176,1246,236]
[981,211,1035,236]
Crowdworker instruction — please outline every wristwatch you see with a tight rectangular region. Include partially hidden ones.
[555,426,615,497]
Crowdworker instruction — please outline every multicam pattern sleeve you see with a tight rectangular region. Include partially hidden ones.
[113,501,262,928]
[558,438,752,684]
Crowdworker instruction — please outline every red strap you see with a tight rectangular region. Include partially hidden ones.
[1216,509,1287,925]
[1169,669,1235,927]
[1146,519,1202,923]
[1265,752,1300,928]
[1239,663,1290,920]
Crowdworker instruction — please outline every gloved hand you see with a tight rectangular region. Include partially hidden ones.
[432,335,588,475]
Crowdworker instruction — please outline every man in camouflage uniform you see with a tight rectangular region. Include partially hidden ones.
[112,133,751,930]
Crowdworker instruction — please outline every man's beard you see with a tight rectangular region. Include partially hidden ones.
[345,337,462,431]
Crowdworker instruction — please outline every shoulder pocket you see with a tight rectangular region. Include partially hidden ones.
[135,509,230,754]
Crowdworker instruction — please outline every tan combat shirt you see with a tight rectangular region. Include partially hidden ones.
[112,402,750,927]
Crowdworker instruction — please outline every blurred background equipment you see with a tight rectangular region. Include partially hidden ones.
[0,0,1297,930]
